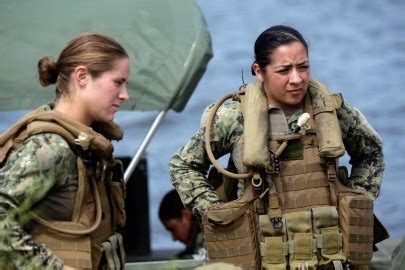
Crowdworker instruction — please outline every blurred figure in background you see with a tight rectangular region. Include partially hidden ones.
[159,189,205,259]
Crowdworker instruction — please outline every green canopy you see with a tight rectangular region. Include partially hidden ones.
[0,0,212,112]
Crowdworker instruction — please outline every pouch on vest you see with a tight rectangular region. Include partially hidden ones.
[285,211,318,270]
[202,200,260,270]
[311,206,345,266]
[259,214,288,270]
[308,79,345,158]
[338,194,374,266]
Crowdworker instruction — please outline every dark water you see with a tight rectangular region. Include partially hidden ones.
[1,0,405,250]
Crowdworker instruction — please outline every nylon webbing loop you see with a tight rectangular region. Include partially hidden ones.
[279,162,324,176]
[349,199,373,209]
[268,181,283,228]
[349,217,373,226]
[209,244,253,259]
[62,258,91,269]
[204,226,250,242]
[101,241,116,269]
[349,233,373,243]
[347,251,372,262]
[276,177,329,192]
[282,195,330,210]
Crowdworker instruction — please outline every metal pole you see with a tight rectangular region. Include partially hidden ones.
[124,110,168,184]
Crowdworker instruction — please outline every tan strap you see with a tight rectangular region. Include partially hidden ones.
[282,194,330,210]
[278,162,324,176]
[30,173,102,235]
[108,234,121,269]
[205,226,250,242]
[209,244,254,259]
[349,217,373,226]
[204,91,253,179]
[115,233,126,267]
[349,234,373,243]
[101,241,116,269]
[347,251,372,262]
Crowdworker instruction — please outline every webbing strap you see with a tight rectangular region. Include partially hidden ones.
[108,235,121,269]
[349,199,373,209]
[349,234,373,243]
[349,216,373,226]
[62,258,91,269]
[205,226,249,241]
[209,244,253,259]
[277,177,329,192]
[268,180,283,228]
[115,233,126,267]
[347,251,372,262]
[279,162,324,176]
[101,241,116,269]
[282,194,330,209]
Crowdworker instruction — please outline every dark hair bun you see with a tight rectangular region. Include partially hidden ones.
[37,56,58,86]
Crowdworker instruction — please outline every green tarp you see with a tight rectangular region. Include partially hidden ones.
[0,0,212,112]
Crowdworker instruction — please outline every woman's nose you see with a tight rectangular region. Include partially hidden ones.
[289,69,303,84]
[119,86,129,101]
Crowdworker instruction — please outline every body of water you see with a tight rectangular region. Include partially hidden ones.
[1,0,404,251]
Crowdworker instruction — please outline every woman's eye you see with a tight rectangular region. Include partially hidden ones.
[277,69,289,74]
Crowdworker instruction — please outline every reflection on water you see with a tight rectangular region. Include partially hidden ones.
[1,0,404,250]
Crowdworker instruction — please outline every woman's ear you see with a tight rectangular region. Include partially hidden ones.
[73,66,89,87]
[252,63,264,82]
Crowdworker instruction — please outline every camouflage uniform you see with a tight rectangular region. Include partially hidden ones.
[0,131,77,269]
[169,97,384,217]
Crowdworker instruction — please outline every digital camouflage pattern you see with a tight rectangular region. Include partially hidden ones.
[0,133,77,269]
[169,97,384,217]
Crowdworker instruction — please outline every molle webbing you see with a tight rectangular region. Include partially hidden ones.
[339,195,374,265]
[270,133,334,213]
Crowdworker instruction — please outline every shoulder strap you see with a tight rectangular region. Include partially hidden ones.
[0,106,116,163]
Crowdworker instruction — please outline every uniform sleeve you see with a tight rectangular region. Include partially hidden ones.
[0,133,76,269]
[337,100,385,199]
[169,102,244,216]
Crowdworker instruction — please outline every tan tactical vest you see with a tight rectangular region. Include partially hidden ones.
[0,106,126,269]
[202,79,375,270]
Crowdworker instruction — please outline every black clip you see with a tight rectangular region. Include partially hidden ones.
[271,216,283,228]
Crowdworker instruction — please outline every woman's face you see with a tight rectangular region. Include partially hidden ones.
[81,57,130,124]
[254,41,310,111]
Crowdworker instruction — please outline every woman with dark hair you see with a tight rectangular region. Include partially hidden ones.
[169,25,385,269]
[0,32,130,269]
